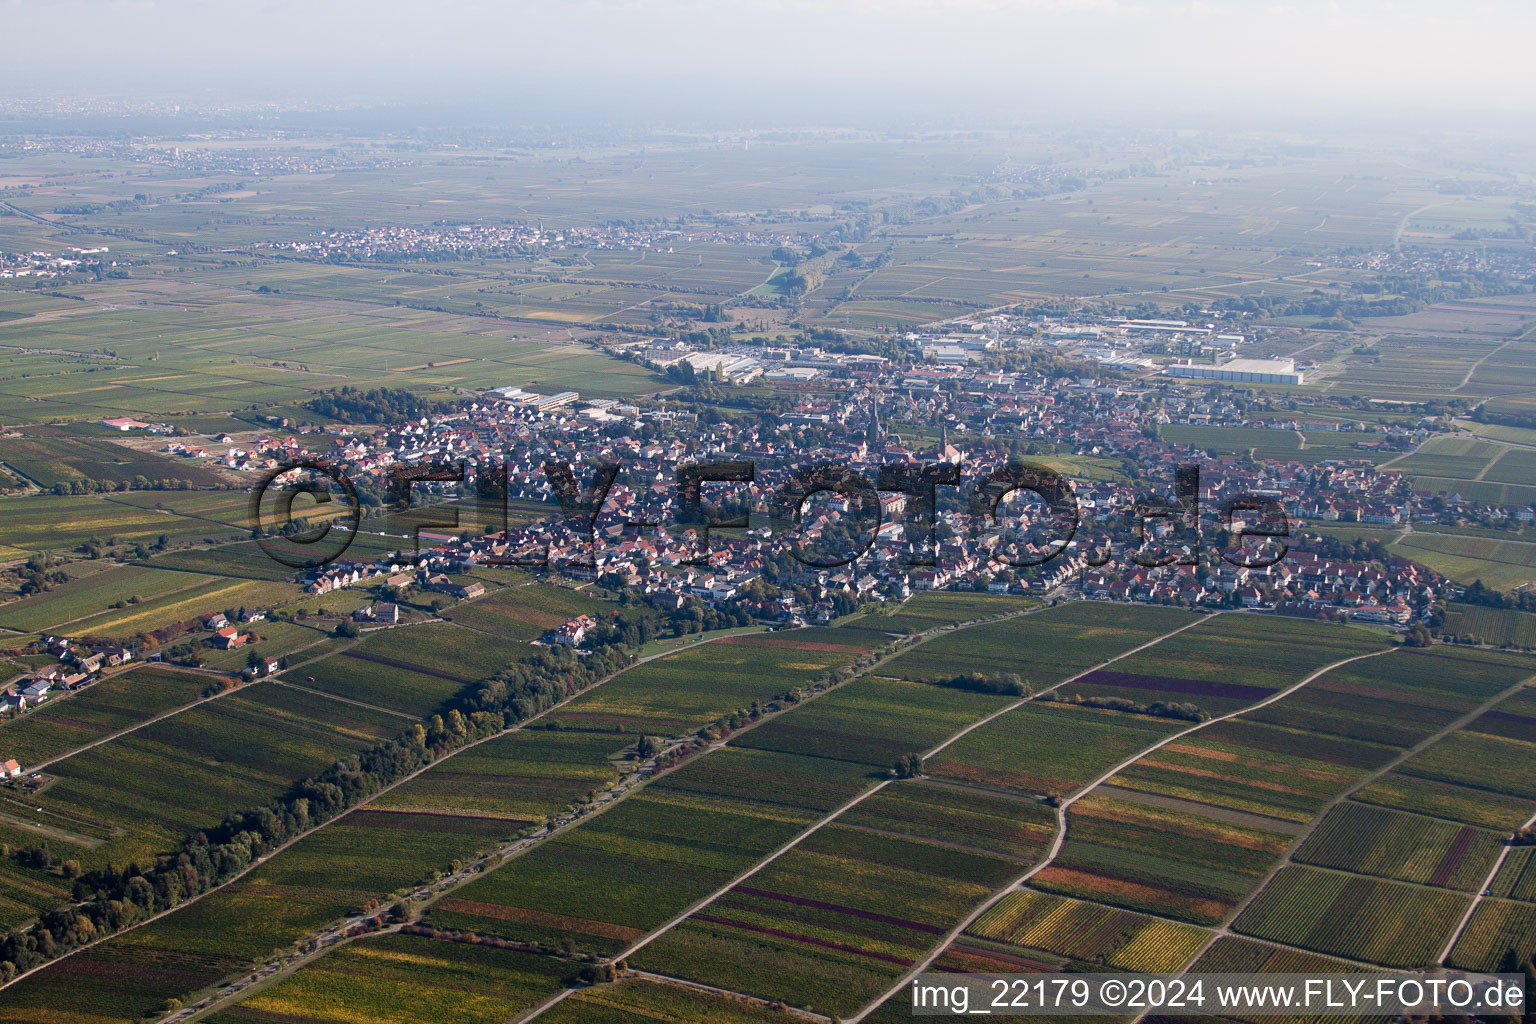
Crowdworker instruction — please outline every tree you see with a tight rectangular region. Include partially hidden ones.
[892,753,924,779]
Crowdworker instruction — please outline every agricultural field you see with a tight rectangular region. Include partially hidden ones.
[0,430,230,490]
[342,621,534,685]
[860,591,1031,635]
[145,540,328,582]
[1293,802,1506,892]
[1106,714,1392,824]
[968,888,1210,973]
[927,701,1182,799]
[1242,646,1534,749]
[1396,532,1536,591]
[730,675,1015,767]
[1391,436,1509,482]
[1490,846,1536,903]
[0,294,664,425]
[0,728,642,1015]
[442,579,608,641]
[1386,686,1536,803]
[1105,654,1523,829]
[370,727,628,822]
[654,746,881,815]
[1328,335,1514,404]
[61,576,303,641]
[1033,792,1295,924]
[1353,773,1536,832]
[205,932,573,1024]
[553,628,875,734]
[0,665,208,767]
[1066,613,1385,715]
[0,493,246,560]
[537,976,807,1024]
[838,780,1057,862]
[1442,603,1536,648]
[427,785,820,957]
[1096,644,1532,829]
[1446,899,1536,972]
[1032,645,1528,925]
[293,627,513,718]
[416,613,1022,973]
[0,564,215,633]
[0,681,406,872]
[1233,865,1470,967]
[1191,933,1374,976]
[879,602,1196,685]
[1159,424,1305,462]
[633,822,1019,1018]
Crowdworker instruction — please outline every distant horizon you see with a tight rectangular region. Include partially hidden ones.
[1,0,1535,124]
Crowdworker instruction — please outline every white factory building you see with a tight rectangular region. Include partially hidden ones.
[1164,357,1304,386]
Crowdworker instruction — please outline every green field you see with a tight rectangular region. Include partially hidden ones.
[0,681,405,871]
[929,701,1181,799]
[428,785,820,957]
[731,675,1014,767]
[1490,846,1536,903]
[0,665,208,767]
[1443,603,1536,648]
[1446,898,1536,972]
[441,580,608,641]
[1294,802,1506,892]
[969,888,1210,973]
[634,823,1017,1017]
[539,975,812,1024]
[555,628,875,734]
[1035,792,1295,924]
[861,591,1032,635]
[1234,865,1470,968]
[206,932,572,1024]
[881,602,1197,686]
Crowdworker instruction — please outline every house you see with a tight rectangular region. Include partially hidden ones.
[214,626,247,650]
[548,615,596,647]
[1,759,20,779]
[204,613,229,630]
[244,657,280,680]
[101,646,133,667]
[354,602,400,624]
[21,681,50,701]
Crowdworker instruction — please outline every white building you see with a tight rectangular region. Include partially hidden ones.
[1165,357,1304,386]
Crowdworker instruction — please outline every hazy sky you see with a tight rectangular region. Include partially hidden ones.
[2,0,1533,118]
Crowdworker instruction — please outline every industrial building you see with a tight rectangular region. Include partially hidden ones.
[1164,357,1304,386]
